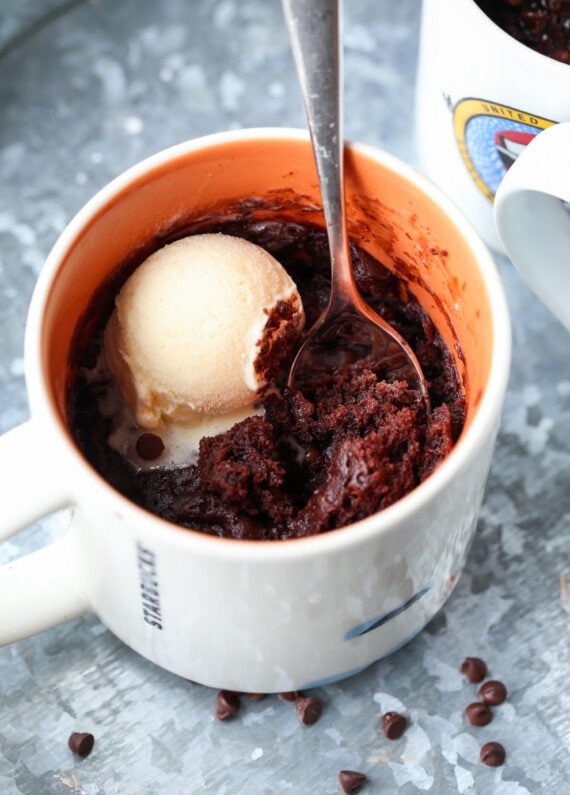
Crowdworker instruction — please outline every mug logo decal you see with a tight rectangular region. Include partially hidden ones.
[453,98,555,201]
[137,542,163,630]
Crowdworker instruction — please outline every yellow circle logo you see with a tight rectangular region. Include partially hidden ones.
[453,98,555,201]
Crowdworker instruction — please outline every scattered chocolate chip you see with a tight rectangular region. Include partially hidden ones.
[215,690,241,720]
[460,656,487,683]
[295,695,323,725]
[246,693,266,701]
[68,732,95,758]
[382,711,408,739]
[338,769,368,793]
[465,702,493,726]
[136,433,165,460]
[480,741,506,767]
[478,680,507,706]
[279,691,301,702]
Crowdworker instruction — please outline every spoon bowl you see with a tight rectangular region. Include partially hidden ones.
[289,304,428,407]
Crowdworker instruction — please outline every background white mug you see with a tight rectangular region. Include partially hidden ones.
[0,129,511,693]
[494,122,570,331]
[416,0,570,252]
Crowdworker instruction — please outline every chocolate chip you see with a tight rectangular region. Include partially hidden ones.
[68,732,95,758]
[303,446,321,466]
[136,433,165,460]
[465,702,493,726]
[215,690,241,720]
[460,656,487,683]
[246,693,266,701]
[279,691,301,702]
[478,680,507,705]
[338,769,368,793]
[480,741,506,767]
[382,711,407,739]
[295,695,323,725]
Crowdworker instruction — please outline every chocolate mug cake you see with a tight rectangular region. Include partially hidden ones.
[69,214,465,541]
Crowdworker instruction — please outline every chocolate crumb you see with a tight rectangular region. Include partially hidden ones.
[338,769,368,793]
[303,446,321,466]
[295,695,323,725]
[460,656,487,683]
[136,433,165,460]
[465,702,493,726]
[478,680,507,706]
[215,690,241,720]
[382,711,408,739]
[480,741,506,767]
[68,732,95,758]
[279,691,301,702]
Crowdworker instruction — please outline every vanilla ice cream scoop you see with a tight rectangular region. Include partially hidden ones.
[104,233,304,429]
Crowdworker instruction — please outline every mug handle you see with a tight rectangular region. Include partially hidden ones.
[494,122,570,331]
[0,420,90,644]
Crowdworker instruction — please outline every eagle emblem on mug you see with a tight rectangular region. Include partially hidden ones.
[453,98,555,201]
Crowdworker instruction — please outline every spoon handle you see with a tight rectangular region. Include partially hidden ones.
[282,0,356,309]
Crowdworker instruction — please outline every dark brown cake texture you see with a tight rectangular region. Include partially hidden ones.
[71,219,465,541]
[476,0,570,63]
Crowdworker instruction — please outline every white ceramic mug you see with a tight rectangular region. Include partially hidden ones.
[494,122,570,330]
[416,0,570,252]
[0,129,511,693]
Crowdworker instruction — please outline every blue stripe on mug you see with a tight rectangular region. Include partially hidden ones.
[343,584,432,641]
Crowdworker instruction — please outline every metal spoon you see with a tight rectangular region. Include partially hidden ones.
[282,0,429,406]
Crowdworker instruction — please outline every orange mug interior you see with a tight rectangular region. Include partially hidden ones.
[42,134,494,441]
